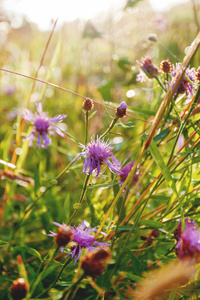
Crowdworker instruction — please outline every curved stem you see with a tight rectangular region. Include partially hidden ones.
[85,110,89,145]
[100,117,118,139]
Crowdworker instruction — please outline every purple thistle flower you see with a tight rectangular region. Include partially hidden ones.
[119,160,139,186]
[23,102,66,148]
[174,218,200,259]
[170,63,196,99]
[136,56,159,82]
[77,137,120,177]
[48,220,109,264]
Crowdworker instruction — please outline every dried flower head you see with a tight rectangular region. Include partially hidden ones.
[77,136,120,177]
[170,63,196,98]
[48,220,110,264]
[115,101,127,118]
[23,102,66,148]
[10,278,29,300]
[196,67,200,83]
[160,59,172,73]
[136,56,159,82]
[83,98,94,111]
[80,247,112,277]
[133,259,195,299]
[48,224,72,249]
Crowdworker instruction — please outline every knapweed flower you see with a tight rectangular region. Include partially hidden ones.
[160,59,172,73]
[119,160,139,187]
[174,218,200,259]
[136,56,159,82]
[83,98,94,111]
[48,224,72,251]
[10,278,29,300]
[115,101,127,118]
[48,220,110,264]
[170,63,196,98]
[23,102,66,148]
[77,137,120,177]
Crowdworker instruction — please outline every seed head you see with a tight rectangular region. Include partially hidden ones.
[83,98,94,111]
[10,278,29,300]
[115,101,127,118]
[196,67,200,83]
[80,247,112,277]
[54,226,72,248]
[160,60,172,73]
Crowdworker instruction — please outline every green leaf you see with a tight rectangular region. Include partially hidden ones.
[124,247,143,276]
[153,128,171,143]
[138,220,163,229]
[120,271,142,282]
[12,246,42,261]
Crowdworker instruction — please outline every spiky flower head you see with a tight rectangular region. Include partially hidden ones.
[196,67,200,83]
[10,278,29,300]
[48,220,109,264]
[170,63,196,98]
[77,136,120,177]
[80,247,112,277]
[136,56,159,82]
[115,101,127,118]
[160,59,172,73]
[23,102,66,148]
[174,218,200,259]
[83,98,94,111]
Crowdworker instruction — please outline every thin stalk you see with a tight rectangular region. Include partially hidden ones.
[100,117,118,139]
[36,257,71,298]
[68,174,90,224]
[63,273,85,300]
[26,246,59,299]
[85,110,89,145]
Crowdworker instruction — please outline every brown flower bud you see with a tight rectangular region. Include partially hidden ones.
[54,226,72,248]
[160,60,172,73]
[10,278,29,300]
[81,247,112,277]
[196,67,200,83]
[115,101,127,118]
[83,98,94,111]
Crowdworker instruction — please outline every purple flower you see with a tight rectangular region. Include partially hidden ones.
[48,220,109,264]
[119,160,139,186]
[116,101,127,118]
[136,56,159,82]
[23,102,66,148]
[174,218,200,259]
[77,137,120,177]
[170,63,196,98]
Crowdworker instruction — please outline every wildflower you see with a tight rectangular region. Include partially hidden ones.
[77,136,120,177]
[48,220,109,264]
[10,278,29,300]
[48,223,72,251]
[136,56,159,82]
[23,102,66,148]
[170,63,196,98]
[115,101,127,118]
[80,247,112,277]
[174,218,200,259]
[119,160,139,187]
[160,59,172,73]
[83,98,94,111]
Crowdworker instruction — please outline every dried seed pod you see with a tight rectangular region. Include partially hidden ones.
[54,226,72,247]
[10,278,29,300]
[115,101,127,118]
[83,98,94,111]
[196,67,200,83]
[81,247,111,277]
[160,60,172,73]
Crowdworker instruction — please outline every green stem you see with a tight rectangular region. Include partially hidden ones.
[26,246,59,299]
[63,273,85,299]
[85,110,89,145]
[155,76,167,92]
[35,257,71,298]
[100,117,118,139]
[68,174,90,224]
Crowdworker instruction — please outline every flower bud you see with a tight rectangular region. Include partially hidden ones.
[115,101,127,118]
[10,278,29,300]
[81,247,111,277]
[54,226,72,248]
[83,98,94,111]
[160,60,172,73]
[137,57,159,79]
